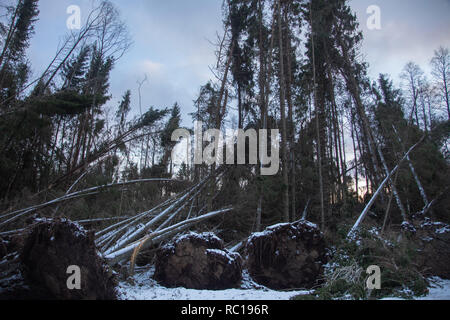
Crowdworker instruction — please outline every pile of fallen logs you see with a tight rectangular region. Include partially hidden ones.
[97,173,233,266]
[0,170,233,274]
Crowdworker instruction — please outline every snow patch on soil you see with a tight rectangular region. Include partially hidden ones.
[118,266,450,301]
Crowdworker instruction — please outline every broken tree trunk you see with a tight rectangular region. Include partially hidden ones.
[104,176,211,254]
[105,208,233,265]
[0,178,178,229]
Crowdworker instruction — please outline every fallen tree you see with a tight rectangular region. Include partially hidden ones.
[1,166,234,282]
[0,178,181,229]
[106,207,233,266]
[97,173,218,254]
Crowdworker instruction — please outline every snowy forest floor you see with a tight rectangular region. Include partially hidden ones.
[383,277,450,301]
[117,266,450,301]
[117,266,313,300]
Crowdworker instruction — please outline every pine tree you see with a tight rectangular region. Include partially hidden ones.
[0,0,39,68]
[116,90,131,134]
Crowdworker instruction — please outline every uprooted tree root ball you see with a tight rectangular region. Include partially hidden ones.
[19,218,117,300]
[154,232,243,290]
[246,221,328,290]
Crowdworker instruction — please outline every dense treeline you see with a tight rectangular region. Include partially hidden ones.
[0,0,449,239]
[191,0,449,236]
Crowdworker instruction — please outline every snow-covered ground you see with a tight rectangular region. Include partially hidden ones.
[416,277,450,300]
[118,267,450,300]
[117,267,312,300]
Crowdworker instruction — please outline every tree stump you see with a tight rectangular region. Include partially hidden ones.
[154,232,242,290]
[246,221,328,290]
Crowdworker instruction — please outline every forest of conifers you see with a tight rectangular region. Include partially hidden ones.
[0,0,449,300]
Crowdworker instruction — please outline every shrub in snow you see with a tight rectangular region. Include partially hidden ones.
[246,221,328,290]
[19,218,117,300]
[320,226,430,299]
[154,232,242,290]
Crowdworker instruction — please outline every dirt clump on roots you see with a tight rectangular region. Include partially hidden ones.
[246,221,328,290]
[18,218,117,300]
[154,232,243,290]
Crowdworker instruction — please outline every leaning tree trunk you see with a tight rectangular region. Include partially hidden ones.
[376,142,408,222]
[393,126,429,208]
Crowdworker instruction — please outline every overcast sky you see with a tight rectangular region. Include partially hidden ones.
[25,0,450,126]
